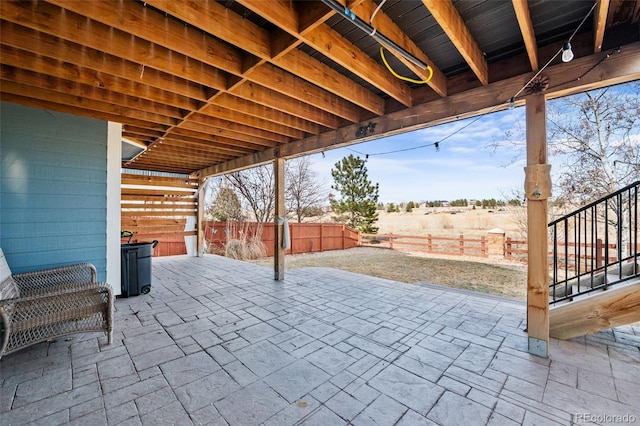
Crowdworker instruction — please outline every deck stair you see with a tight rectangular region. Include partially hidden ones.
[548,181,640,340]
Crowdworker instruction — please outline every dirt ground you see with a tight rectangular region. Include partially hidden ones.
[251,246,528,300]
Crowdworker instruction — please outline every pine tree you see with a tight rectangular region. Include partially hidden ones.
[330,155,380,233]
[207,184,243,222]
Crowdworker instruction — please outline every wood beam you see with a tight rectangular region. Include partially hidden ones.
[0,78,177,126]
[549,281,640,340]
[188,114,291,145]
[593,0,611,53]
[525,94,549,358]
[199,104,305,140]
[229,81,340,129]
[47,0,338,131]
[214,94,320,135]
[0,92,168,133]
[143,0,373,121]
[422,0,489,86]
[0,21,209,105]
[195,42,640,178]
[0,51,189,120]
[272,50,385,116]
[274,158,286,280]
[1,1,226,90]
[236,0,413,107]
[243,64,361,123]
[512,0,539,71]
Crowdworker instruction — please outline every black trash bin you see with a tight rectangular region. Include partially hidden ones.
[120,240,158,297]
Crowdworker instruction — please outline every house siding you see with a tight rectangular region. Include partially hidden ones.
[0,102,108,280]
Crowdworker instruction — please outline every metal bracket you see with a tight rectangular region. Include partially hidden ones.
[528,337,548,358]
[524,164,552,200]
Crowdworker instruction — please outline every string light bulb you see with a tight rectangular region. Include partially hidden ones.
[509,97,515,110]
[561,42,574,62]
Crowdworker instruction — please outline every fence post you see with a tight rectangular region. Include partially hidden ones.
[596,238,603,268]
[320,224,324,252]
[487,228,506,259]
[505,237,512,260]
[459,234,464,255]
[480,235,487,257]
[427,234,432,252]
[389,233,393,250]
[342,225,345,250]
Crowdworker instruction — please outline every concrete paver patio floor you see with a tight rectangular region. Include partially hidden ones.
[1,254,639,425]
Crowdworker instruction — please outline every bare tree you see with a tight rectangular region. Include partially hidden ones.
[491,82,640,203]
[222,157,326,223]
[547,83,640,204]
[491,82,640,258]
[224,165,275,222]
[286,157,327,223]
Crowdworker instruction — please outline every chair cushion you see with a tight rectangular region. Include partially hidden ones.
[0,277,19,301]
[0,249,19,301]
[0,248,12,284]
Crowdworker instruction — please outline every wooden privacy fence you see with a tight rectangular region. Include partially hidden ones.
[204,222,360,257]
[361,233,488,257]
[121,173,198,257]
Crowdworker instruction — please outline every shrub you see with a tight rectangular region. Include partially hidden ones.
[224,236,266,260]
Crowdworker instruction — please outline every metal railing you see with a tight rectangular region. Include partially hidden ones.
[549,181,639,304]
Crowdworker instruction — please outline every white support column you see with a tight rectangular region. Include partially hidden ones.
[525,93,551,358]
[274,158,285,280]
[106,122,122,296]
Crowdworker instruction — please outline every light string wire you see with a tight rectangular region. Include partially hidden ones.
[348,0,601,159]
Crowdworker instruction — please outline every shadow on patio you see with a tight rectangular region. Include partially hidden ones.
[1,254,639,425]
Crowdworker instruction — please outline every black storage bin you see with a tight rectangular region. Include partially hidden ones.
[120,241,158,297]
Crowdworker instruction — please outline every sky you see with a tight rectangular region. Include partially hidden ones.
[308,107,528,204]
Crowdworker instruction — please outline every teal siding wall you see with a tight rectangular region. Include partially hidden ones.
[1,103,108,280]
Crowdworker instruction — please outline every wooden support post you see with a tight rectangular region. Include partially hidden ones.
[274,158,285,280]
[197,178,206,257]
[525,93,551,358]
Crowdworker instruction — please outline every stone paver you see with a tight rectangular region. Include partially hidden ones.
[1,254,639,425]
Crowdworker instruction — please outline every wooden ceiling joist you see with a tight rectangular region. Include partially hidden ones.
[512,0,539,71]
[147,0,387,116]
[0,22,209,107]
[422,0,489,86]
[235,0,413,107]
[342,0,448,97]
[594,0,611,52]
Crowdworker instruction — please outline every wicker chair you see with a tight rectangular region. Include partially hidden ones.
[0,249,113,359]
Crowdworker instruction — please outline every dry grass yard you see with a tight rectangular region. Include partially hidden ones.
[250,206,531,300]
[374,205,526,238]
[251,247,528,300]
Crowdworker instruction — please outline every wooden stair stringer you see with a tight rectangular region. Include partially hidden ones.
[549,279,640,340]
